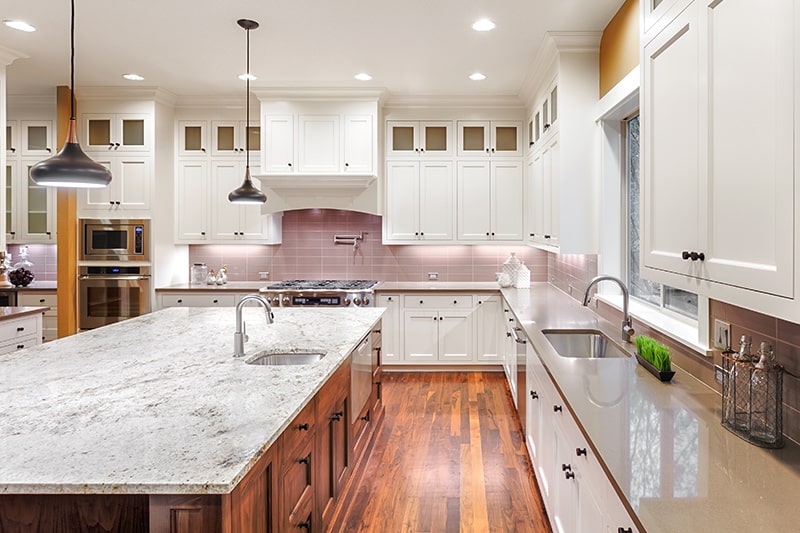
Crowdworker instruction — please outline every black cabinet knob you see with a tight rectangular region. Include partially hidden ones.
[298,422,309,431]
[360,413,370,421]
[331,411,343,421]
[298,520,311,529]
[298,455,310,465]
[16,344,24,349]
[682,250,691,260]
[562,464,572,472]
[345,162,349,167]
[691,251,705,261]
[618,529,633,533]
[17,327,24,332]
[177,299,183,304]
[576,448,587,456]
[212,299,218,304]
[530,391,539,399]
[565,471,575,480]
[287,162,292,167]
[553,405,562,413]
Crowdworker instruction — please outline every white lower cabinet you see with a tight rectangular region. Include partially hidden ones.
[376,294,401,363]
[17,290,57,342]
[474,295,502,362]
[0,313,43,355]
[501,308,518,406]
[158,292,241,309]
[526,340,638,533]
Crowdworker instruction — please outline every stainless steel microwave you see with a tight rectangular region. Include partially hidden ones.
[80,219,150,262]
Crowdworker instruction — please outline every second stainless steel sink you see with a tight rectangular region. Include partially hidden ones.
[246,350,326,366]
[542,329,629,359]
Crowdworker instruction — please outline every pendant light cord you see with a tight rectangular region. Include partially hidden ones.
[245,25,250,172]
[70,0,75,120]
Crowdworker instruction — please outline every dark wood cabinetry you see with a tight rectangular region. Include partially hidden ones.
[316,360,351,527]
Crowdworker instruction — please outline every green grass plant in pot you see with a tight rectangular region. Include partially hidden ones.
[634,335,675,382]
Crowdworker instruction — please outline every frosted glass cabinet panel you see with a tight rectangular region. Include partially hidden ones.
[386,121,453,157]
[82,114,150,152]
[19,121,53,157]
[457,121,522,156]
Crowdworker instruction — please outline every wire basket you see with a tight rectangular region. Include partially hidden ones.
[721,350,784,448]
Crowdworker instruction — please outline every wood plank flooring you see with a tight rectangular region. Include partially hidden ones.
[335,372,551,532]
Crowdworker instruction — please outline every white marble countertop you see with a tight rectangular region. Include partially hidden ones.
[376,281,500,291]
[501,284,800,533]
[0,306,49,321]
[0,306,383,495]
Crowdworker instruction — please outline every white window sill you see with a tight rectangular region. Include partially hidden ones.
[595,294,709,355]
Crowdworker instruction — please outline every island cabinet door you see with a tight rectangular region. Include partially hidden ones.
[315,360,352,528]
[280,435,314,531]
[227,441,279,533]
[149,494,222,533]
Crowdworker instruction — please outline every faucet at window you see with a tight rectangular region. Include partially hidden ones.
[582,275,635,344]
[234,294,275,357]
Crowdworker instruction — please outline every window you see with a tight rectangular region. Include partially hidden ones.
[624,113,698,319]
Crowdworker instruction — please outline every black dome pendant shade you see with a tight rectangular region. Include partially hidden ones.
[29,0,112,189]
[228,18,266,204]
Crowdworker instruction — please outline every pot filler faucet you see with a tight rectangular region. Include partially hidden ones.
[582,275,635,344]
[234,294,275,357]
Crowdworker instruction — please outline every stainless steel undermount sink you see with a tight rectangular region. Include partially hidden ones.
[542,329,630,359]
[246,350,326,366]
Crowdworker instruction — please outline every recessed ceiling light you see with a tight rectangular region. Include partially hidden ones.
[469,72,487,81]
[354,73,372,81]
[238,73,257,81]
[122,73,144,81]
[472,19,495,32]
[3,20,36,32]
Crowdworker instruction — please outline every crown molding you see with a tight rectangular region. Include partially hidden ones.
[74,86,177,106]
[252,86,387,102]
[383,94,525,110]
[7,94,56,108]
[0,45,27,67]
[174,93,244,109]
[518,31,601,106]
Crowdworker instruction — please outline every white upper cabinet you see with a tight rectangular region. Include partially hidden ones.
[642,0,795,299]
[5,121,18,156]
[19,121,54,157]
[80,157,151,213]
[177,121,209,157]
[384,160,454,242]
[5,160,56,244]
[457,121,522,157]
[386,121,453,158]
[81,113,151,153]
[457,160,524,241]
[211,121,259,157]
[175,160,210,242]
[259,99,378,177]
[210,161,281,242]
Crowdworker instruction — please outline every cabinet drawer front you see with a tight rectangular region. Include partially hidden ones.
[18,291,57,308]
[160,293,236,307]
[0,334,39,355]
[283,399,316,460]
[403,294,473,309]
[281,437,313,529]
[0,316,39,342]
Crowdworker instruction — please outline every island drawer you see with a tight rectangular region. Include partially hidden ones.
[18,291,57,311]
[283,397,316,460]
[0,316,40,343]
[281,435,314,531]
[403,294,473,309]
[160,293,236,307]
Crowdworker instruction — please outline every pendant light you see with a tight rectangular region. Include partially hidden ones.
[228,19,266,204]
[29,0,112,188]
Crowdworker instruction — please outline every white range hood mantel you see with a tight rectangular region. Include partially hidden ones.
[257,173,380,216]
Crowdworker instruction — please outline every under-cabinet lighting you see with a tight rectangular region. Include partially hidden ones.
[469,72,486,81]
[472,19,495,32]
[3,20,36,32]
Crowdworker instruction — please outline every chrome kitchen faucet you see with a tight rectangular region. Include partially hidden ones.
[582,275,635,344]
[234,294,275,357]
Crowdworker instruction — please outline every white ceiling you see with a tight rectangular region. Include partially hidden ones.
[2,0,625,100]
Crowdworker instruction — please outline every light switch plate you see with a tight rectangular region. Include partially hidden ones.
[427,272,439,281]
[259,271,270,280]
[713,319,731,349]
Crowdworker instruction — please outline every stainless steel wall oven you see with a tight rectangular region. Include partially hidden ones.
[78,265,151,330]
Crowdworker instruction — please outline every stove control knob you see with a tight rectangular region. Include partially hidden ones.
[282,296,290,306]
[353,297,362,306]
[271,296,281,305]
[344,298,351,306]
[363,297,370,306]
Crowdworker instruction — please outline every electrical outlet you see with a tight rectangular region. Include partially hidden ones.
[714,364,727,386]
[258,271,270,280]
[427,272,439,281]
[714,319,731,349]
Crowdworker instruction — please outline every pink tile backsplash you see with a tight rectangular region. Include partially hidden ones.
[189,209,547,283]
[6,244,58,281]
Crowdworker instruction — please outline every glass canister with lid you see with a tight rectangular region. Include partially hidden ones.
[191,262,209,286]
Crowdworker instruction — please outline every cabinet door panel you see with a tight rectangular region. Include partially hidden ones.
[491,161,524,240]
[176,161,209,241]
[457,161,491,240]
[438,310,472,362]
[377,295,401,363]
[343,115,373,173]
[385,161,420,241]
[263,115,295,172]
[475,296,502,362]
[642,6,700,274]
[211,161,242,239]
[403,310,438,362]
[701,0,794,297]
[298,115,339,172]
[117,158,150,210]
[419,161,454,240]
[83,159,114,210]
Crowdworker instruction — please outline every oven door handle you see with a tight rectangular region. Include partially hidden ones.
[78,275,151,281]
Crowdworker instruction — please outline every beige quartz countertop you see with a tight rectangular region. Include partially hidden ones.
[0,306,49,321]
[156,282,268,292]
[501,284,800,533]
[376,281,500,292]
[0,306,383,495]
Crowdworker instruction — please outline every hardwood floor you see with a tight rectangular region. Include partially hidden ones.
[334,372,551,532]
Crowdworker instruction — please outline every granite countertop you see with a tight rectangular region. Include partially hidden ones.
[377,281,500,291]
[0,306,383,495]
[501,284,800,533]
[0,306,49,321]
[156,281,268,292]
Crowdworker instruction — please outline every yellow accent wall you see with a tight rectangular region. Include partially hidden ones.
[599,0,640,97]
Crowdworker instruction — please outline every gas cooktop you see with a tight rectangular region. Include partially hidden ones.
[265,280,379,291]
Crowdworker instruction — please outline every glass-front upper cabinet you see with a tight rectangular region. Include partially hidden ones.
[6,121,18,155]
[178,121,209,156]
[82,114,150,152]
[643,0,687,37]
[22,160,55,242]
[211,121,260,156]
[19,121,53,157]
[386,121,452,157]
[5,163,15,240]
[458,121,522,157]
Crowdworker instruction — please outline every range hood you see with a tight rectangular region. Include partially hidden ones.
[256,172,380,215]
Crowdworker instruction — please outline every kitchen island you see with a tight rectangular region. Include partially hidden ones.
[0,305,383,531]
